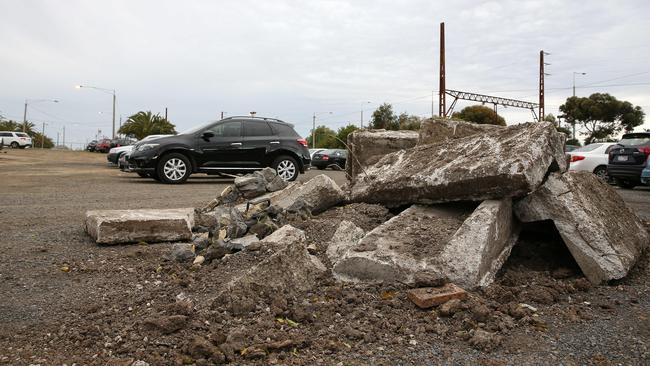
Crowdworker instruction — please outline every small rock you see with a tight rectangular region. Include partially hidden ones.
[170,243,195,263]
[131,361,149,366]
[193,255,205,265]
[413,272,448,288]
[143,315,188,334]
[266,175,288,192]
[186,336,226,363]
[439,298,464,317]
[204,243,229,262]
[407,284,467,309]
[469,329,502,351]
[306,243,318,255]
[192,234,210,252]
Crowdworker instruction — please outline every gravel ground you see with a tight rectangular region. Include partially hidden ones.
[1,149,649,365]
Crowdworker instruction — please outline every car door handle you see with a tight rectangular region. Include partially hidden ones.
[270,141,280,144]
[231,142,242,146]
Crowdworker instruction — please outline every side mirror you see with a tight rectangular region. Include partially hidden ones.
[202,131,215,140]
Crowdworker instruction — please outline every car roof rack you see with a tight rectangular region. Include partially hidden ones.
[222,116,288,124]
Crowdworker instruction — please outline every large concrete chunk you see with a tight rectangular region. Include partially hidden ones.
[418,117,503,146]
[213,226,326,313]
[326,220,365,264]
[85,208,194,244]
[514,171,650,284]
[350,122,567,206]
[439,199,519,288]
[346,129,419,183]
[333,200,518,289]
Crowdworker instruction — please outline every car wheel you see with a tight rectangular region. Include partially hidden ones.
[137,172,150,178]
[615,178,636,190]
[273,155,299,181]
[593,166,608,182]
[10,142,19,149]
[157,153,191,184]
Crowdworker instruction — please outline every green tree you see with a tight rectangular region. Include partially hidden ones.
[369,103,398,130]
[397,113,422,130]
[335,124,359,148]
[559,93,645,144]
[118,111,176,139]
[451,105,506,126]
[306,125,337,149]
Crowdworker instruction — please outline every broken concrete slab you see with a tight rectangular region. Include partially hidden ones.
[225,235,260,251]
[346,129,419,183]
[325,220,365,264]
[350,122,567,206]
[212,226,325,314]
[85,208,194,245]
[333,200,519,289]
[234,175,267,199]
[514,171,650,284]
[439,199,519,288]
[407,283,467,309]
[417,117,503,146]
[237,175,344,215]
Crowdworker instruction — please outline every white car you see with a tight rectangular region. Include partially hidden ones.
[567,142,618,181]
[0,131,32,148]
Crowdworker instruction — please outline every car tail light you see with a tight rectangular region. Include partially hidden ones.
[569,155,585,163]
[296,138,308,147]
[322,155,329,161]
[639,147,650,154]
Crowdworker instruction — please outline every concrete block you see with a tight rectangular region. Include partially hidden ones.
[85,208,194,245]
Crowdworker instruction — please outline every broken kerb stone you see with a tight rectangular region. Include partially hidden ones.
[350,122,567,206]
[514,171,650,284]
[417,117,503,146]
[85,208,194,245]
[212,225,326,313]
[333,200,518,289]
[326,220,365,264]
[346,129,419,183]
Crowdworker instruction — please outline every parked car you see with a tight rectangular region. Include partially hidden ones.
[311,149,348,170]
[565,144,580,152]
[128,116,311,184]
[110,138,136,148]
[86,140,98,152]
[607,132,650,189]
[0,131,32,148]
[309,148,325,158]
[641,158,650,185]
[567,142,617,182]
[94,138,113,153]
[112,135,173,170]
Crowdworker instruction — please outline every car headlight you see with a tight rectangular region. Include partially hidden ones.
[136,143,159,152]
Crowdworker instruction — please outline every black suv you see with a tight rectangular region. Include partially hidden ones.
[128,116,311,184]
[607,132,650,189]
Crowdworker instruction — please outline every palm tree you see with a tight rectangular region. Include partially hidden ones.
[118,111,177,139]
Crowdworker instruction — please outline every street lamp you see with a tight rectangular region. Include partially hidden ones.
[312,111,332,149]
[572,72,586,97]
[23,99,59,132]
[360,101,371,128]
[76,85,116,139]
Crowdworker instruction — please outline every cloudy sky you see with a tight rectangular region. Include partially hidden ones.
[1,0,649,147]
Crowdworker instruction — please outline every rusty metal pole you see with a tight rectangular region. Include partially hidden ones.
[539,50,544,121]
[439,22,446,118]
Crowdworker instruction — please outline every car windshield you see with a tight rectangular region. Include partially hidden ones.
[180,121,218,135]
[619,135,650,146]
[572,144,602,153]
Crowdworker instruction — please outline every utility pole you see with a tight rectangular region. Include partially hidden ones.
[221,111,224,119]
[23,101,28,132]
[539,50,545,121]
[41,122,46,148]
[360,110,363,128]
[312,113,317,148]
[112,92,116,139]
[63,125,65,147]
[431,90,435,118]
[165,107,168,121]
[56,132,60,146]
[439,22,446,118]
[571,72,586,139]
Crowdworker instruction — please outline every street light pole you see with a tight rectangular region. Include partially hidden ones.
[360,101,371,128]
[76,85,117,139]
[41,122,47,148]
[571,72,586,140]
[22,99,59,132]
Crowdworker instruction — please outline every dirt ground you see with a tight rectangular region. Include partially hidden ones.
[1,149,650,365]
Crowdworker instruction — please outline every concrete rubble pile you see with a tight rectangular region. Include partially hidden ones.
[83,117,649,315]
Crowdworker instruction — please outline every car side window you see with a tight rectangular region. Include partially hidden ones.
[243,121,272,137]
[209,121,241,137]
[0,132,12,137]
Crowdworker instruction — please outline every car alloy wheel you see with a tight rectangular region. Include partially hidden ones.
[276,160,296,181]
[10,142,19,148]
[163,158,187,181]
[594,166,608,182]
